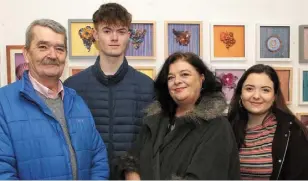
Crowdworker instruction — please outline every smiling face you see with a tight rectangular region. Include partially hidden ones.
[241,73,276,116]
[167,59,204,106]
[93,22,130,58]
[23,25,67,80]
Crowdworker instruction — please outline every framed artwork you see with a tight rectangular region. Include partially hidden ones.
[296,113,308,128]
[68,19,99,59]
[299,25,308,63]
[6,45,28,84]
[126,21,156,60]
[214,67,246,103]
[256,24,291,62]
[165,21,203,58]
[210,23,247,61]
[133,66,156,80]
[299,68,308,105]
[69,66,88,76]
[273,67,293,104]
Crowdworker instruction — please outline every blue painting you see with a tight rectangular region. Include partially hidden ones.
[167,23,201,56]
[303,71,308,102]
[126,23,154,57]
[260,26,290,58]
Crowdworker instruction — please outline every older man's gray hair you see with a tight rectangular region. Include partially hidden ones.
[25,19,67,49]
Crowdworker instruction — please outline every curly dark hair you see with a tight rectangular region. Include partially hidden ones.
[92,3,132,29]
[154,52,222,119]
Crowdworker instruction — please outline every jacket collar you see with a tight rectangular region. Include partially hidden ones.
[19,71,76,119]
[144,92,227,126]
[92,56,128,86]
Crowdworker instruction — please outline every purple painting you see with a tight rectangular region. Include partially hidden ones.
[304,28,308,60]
[167,23,201,56]
[125,23,154,57]
[14,53,28,80]
[215,69,245,102]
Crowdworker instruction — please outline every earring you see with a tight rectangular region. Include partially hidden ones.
[239,99,243,107]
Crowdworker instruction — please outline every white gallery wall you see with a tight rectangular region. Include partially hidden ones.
[0,0,307,113]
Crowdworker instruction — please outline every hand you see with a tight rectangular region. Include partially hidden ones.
[125,171,141,180]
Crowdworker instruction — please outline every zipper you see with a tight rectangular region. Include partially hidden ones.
[276,130,291,180]
[108,85,114,155]
[22,92,76,179]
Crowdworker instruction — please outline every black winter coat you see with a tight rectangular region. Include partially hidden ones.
[270,108,308,179]
[115,93,241,180]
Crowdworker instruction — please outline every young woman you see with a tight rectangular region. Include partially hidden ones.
[228,64,308,180]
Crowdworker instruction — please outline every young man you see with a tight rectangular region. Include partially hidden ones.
[64,2,154,170]
[0,19,109,179]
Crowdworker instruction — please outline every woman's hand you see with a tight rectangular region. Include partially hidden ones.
[125,171,141,180]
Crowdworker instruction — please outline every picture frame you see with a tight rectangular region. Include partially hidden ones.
[299,25,308,63]
[296,113,308,128]
[273,67,293,104]
[256,24,291,62]
[126,21,156,60]
[133,66,156,80]
[210,23,247,61]
[68,19,99,59]
[165,21,203,58]
[214,67,246,104]
[68,66,89,76]
[299,67,308,105]
[6,45,28,84]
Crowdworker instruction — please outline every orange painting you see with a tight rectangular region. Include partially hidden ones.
[72,69,83,76]
[275,69,291,103]
[214,25,245,57]
[69,67,88,76]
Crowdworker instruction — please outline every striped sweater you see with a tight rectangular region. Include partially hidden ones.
[239,114,277,180]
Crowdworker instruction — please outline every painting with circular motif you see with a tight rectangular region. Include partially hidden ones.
[260,26,290,58]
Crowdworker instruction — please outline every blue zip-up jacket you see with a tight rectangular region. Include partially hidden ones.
[0,72,109,180]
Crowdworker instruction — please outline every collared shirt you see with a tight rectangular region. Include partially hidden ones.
[28,72,64,100]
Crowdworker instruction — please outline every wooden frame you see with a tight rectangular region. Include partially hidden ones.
[210,23,247,62]
[126,21,156,60]
[273,67,293,104]
[6,45,27,84]
[213,66,246,104]
[133,66,156,80]
[296,113,308,128]
[256,24,292,62]
[299,67,308,105]
[299,25,308,63]
[68,66,89,76]
[68,19,98,59]
[164,21,203,58]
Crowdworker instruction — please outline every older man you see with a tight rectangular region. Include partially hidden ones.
[0,19,109,180]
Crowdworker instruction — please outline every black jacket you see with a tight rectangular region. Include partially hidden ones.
[270,108,308,179]
[115,93,240,180]
[64,57,155,163]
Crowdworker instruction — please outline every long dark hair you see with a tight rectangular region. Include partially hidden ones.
[154,52,222,119]
[228,64,307,148]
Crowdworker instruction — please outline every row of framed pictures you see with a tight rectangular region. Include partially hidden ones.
[5,45,308,105]
[68,19,308,63]
[67,65,308,105]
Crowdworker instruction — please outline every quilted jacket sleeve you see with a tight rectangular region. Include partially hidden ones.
[0,102,19,179]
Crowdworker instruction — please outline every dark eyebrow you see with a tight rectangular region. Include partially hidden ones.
[261,86,272,89]
[243,84,255,87]
[36,41,65,48]
[180,70,191,73]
